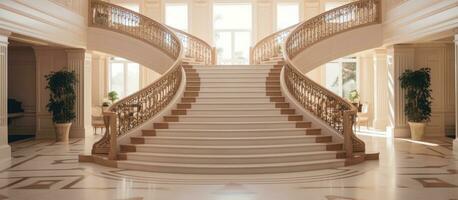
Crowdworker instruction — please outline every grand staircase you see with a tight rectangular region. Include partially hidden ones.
[82,0,381,174]
[116,64,345,174]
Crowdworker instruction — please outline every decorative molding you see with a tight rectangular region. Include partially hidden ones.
[0,0,86,48]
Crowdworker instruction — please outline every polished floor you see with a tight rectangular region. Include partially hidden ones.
[0,131,457,200]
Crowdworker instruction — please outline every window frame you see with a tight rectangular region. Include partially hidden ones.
[213,3,252,64]
[275,2,301,31]
[163,2,190,32]
[108,57,141,98]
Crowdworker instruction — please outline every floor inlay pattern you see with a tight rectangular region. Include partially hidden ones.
[0,134,456,200]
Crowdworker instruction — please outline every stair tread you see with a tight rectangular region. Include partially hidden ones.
[119,158,344,168]
[122,151,338,158]
[134,135,326,140]
[148,128,320,132]
[181,102,282,105]
[160,121,306,125]
[172,114,299,117]
[126,142,339,148]
[173,109,290,112]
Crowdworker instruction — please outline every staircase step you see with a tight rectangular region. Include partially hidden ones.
[164,114,301,122]
[184,91,281,97]
[117,159,344,174]
[176,102,288,109]
[171,108,295,115]
[142,128,322,137]
[186,86,280,92]
[121,151,339,165]
[181,96,282,103]
[195,69,273,73]
[187,81,279,87]
[153,121,311,129]
[189,72,273,78]
[131,135,331,145]
[191,65,274,69]
[121,143,342,154]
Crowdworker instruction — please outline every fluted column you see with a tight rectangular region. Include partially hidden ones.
[454,33,458,152]
[372,49,388,131]
[387,45,414,138]
[91,53,107,107]
[0,30,11,163]
[66,49,92,138]
[359,51,374,126]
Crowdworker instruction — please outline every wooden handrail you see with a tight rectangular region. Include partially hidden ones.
[89,0,184,156]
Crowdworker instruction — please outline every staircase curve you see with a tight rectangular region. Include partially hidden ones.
[251,0,382,164]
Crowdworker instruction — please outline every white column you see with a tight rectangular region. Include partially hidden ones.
[66,49,92,138]
[372,49,389,131]
[359,52,374,125]
[454,33,458,152]
[0,30,11,163]
[387,45,414,138]
[91,53,107,107]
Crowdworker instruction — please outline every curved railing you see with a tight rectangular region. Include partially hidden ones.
[250,0,380,161]
[283,0,381,159]
[89,0,183,157]
[250,24,296,64]
[170,27,216,65]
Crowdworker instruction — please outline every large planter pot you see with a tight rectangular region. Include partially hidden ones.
[54,122,72,142]
[408,122,426,140]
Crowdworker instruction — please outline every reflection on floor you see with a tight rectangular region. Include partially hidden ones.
[0,133,457,200]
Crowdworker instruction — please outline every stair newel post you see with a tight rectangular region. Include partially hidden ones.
[105,111,118,160]
[343,110,354,160]
[211,47,217,65]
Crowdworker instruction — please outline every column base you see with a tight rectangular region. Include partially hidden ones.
[454,139,458,153]
[387,126,410,138]
[372,118,388,131]
[70,126,94,138]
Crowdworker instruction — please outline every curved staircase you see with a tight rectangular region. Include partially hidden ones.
[116,64,345,174]
[81,0,380,174]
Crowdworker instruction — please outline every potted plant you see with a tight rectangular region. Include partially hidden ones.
[102,100,111,112]
[399,68,432,140]
[108,91,119,103]
[45,70,77,142]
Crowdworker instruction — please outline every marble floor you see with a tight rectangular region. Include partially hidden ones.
[0,132,457,200]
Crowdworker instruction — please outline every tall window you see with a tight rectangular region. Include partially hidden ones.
[325,57,358,99]
[276,3,299,30]
[214,4,252,64]
[109,57,140,98]
[165,3,188,31]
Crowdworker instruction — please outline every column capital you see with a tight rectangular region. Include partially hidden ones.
[0,29,10,46]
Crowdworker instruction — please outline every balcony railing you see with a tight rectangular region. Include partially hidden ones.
[250,24,296,64]
[170,27,216,65]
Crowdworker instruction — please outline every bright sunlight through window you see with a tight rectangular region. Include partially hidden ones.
[165,3,188,31]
